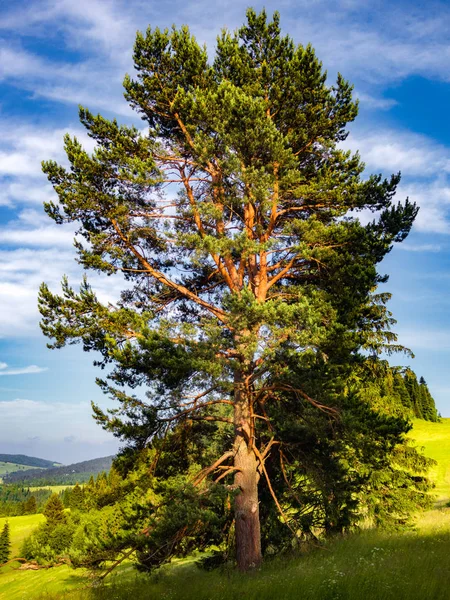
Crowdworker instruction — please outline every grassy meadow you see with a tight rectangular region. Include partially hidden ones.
[2,419,450,600]
[0,514,45,558]
[8,508,450,600]
[408,418,450,502]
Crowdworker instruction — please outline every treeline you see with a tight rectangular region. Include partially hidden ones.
[363,367,439,422]
[0,454,58,469]
[0,472,113,517]
[4,456,114,485]
[0,486,59,517]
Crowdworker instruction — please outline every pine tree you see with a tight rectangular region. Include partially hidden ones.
[405,370,423,419]
[0,522,11,564]
[38,9,417,570]
[24,495,37,514]
[418,377,439,422]
[62,487,72,508]
[43,494,67,527]
[393,372,412,414]
[69,484,84,511]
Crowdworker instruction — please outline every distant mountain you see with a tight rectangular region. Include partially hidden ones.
[3,455,115,485]
[0,454,60,469]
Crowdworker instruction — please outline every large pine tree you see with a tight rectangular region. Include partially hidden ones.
[39,9,417,570]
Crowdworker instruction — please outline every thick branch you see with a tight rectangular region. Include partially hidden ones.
[193,450,234,486]
[110,218,228,323]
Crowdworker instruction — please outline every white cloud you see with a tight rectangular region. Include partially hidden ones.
[354,91,398,111]
[0,399,101,440]
[396,243,442,252]
[0,224,77,248]
[0,242,128,338]
[344,128,450,178]
[0,363,47,376]
[342,127,450,235]
[400,181,450,235]
[397,329,450,351]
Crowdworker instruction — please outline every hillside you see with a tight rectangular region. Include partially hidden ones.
[3,456,114,485]
[408,418,450,503]
[0,455,59,470]
[0,463,43,478]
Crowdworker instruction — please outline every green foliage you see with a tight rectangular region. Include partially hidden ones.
[0,485,52,517]
[70,484,85,511]
[21,494,75,564]
[24,495,38,514]
[359,363,439,422]
[43,494,67,527]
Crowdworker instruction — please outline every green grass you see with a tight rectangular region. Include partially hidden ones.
[0,463,43,476]
[408,418,450,502]
[0,514,45,557]
[14,508,450,600]
[0,513,90,600]
[0,564,90,600]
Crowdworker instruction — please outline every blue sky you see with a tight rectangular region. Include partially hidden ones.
[1,0,450,463]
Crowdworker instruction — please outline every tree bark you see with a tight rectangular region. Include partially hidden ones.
[233,369,262,571]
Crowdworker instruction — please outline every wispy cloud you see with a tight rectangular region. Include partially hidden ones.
[0,363,47,376]
[354,91,398,111]
[342,127,450,235]
[396,243,442,252]
[397,329,450,351]
[0,243,128,337]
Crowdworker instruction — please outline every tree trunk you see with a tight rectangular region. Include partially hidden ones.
[233,370,262,571]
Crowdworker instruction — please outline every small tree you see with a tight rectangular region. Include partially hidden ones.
[0,522,11,564]
[69,484,84,511]
[43,494,67,528]
[39,9,417,570]
[24,495,37,515]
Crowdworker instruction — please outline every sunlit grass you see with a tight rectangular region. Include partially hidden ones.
[0,514,45,557]
[29,508,450,600]
[29,486,73,494]
[408,418,450,502]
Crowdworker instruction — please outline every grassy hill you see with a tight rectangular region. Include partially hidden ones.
[2,510,450,600]
[4,456,114,486]
[408,418,450,503]
[0,454,61,484]
[0,462,43,480]
[0,455,59,470]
